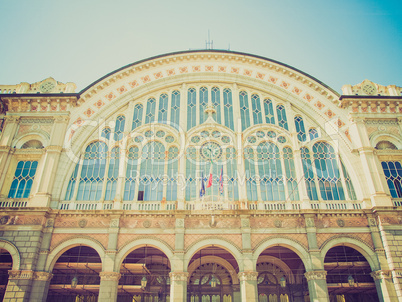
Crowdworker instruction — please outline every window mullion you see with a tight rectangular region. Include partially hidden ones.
[71,156,84,202]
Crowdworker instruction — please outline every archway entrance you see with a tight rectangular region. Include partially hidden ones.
[47,245,101,302]
[257,246,307,302]
[187,246,239,302]
[118,246,171,302]
[325,246,379,302]
[0,248,12,300]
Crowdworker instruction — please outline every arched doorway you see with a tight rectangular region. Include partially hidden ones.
[0,248,12,300]
[47,245,102,302]
[325,246,379,302]
[118,246,171,302]
[187,246,239,302]
[257,246,307,302]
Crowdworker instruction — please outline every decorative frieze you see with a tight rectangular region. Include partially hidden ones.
[304,270,327,281]
[99,272,121,281]
[370,270,392,280]
[33,271,53,281]
[238,271,258,281]
[169,272,188,282]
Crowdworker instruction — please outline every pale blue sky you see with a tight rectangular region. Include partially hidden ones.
[0,0,401,93]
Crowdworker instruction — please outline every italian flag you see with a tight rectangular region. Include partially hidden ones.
[206,164,213,188]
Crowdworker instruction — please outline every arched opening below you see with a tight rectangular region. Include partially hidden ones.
[187,246,239,302]
[47,245,101,302]
[257,246,307,302]
[0,249,12,300]
[118,246,171,302]
[325,246,378,302]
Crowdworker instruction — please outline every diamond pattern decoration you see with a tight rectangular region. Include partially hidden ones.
[141,75,151,83]
[205,65,214,71]
[256,72,265,80]
[192,66,200,72]
[280,81,289,89]
[314,101,324,110]
[154,72,163,79]
[292,87,302,95]
[179,67,188,73]
[218,66,226,72]
[325,109,335,118]
[304,93,313,101]
[243,69,252,76]
[129,80,138,88]
[94,100,105,109]
[335,119,345,128]
[84,108,94,117]
[269,76,277,84]
[105,92,116,101]
[117,85,127,94]
[231,67,239,74]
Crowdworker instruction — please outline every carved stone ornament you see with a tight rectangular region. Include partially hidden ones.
[370,270,392,280]
[78,219,87,228]
[99,272,121,281]
[304,271,327,281]
[306,218,315,228]
[143,220,151,228]
[8,270,34,280]
[169,272,188,282]
[46,218,54,228]
[33,272,53,281]
[274,219,283,228]
[0,216,10,225]
[369,218,377,227]
[241,219,250,228]
[238,271,259,281]
[176,218,184,228]
[110,218,119,228]
[336,219,345,227]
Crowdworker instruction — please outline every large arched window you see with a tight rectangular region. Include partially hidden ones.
[132,104,143,130]
[199,87,208,124]
[187,88,197,130]
[105,147,120,200]
[138,142,165,201]
[76,141,108,201]
[223,88,234,131]
[123,146,139,201]
[239,91,251,131]
[171,90,180,129]
[145,98,156,124]
[312,142,345,200]
[158,93,168,124]
[114,115,125,141]
[257,142,285,201]
[8,161,38,198]
[251,94,263,125]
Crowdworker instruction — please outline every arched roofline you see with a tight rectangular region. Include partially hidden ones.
[79,50,339,97]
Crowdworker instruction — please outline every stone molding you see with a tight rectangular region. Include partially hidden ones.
[304,270,327,281]
[370,270,392,280]
[33,271,53,281]
[238,271,258,281]
[169,272,188,282]
[99,272,121,281]
[8,270,52,281]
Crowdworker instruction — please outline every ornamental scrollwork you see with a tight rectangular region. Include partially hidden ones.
[33,272,53,281]
[238,271,258,281]
[99,272,121,281]
[370,270,392,280]
[304,270,327,281]
[169,272,188,282]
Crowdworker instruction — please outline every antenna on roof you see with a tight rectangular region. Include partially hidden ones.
[228,43,231,51]
[206,30,213,50]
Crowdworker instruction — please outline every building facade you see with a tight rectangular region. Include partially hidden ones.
[0,50,402,302]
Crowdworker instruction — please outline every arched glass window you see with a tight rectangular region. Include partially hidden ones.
[226,147,239,201]
[276,105,288,130]
[341,162,356,200]
[187,88,197,130]
[223,88,234,131]
[294,116,306,142]
[381,161,402,198]
[251,94,263,125]
[211,87,221,124]
[257,142,285,201]
[263,99,275,124]
[185,147,197,201]
[239,91,251,131]
[301,147,318,200]
[167,146,179,201]
[8,161,38,198]
[114,115,125,141]
[65,164,79,200]
[123,146,139,201]
[138,142,164,201]
[76,141,108,201]
[283,147,299,200]
[105,147,120,200]
[244,147,257,201]
[309,128,319,140]
[101,127,111,140]
[158,93,168,124]
[199,87,208,124]
[145,98,156,124]
[312,142,345,200]
[171,90,180,130]
[132,104,143,130]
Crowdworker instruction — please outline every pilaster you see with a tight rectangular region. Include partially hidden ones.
[304,270,329,302]
[98,272,121,302]
[238,271,258,302]
[29,272,53,302]
[370,270,398,302]
[169,271,188,302]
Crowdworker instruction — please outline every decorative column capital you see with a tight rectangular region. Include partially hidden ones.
[99,272,121,281]
[8,270,34,280]
[238,271,258,281]
[370,270,392,280]
[304,270,327,281]
[33,271,53,281]
[169,271,188,282]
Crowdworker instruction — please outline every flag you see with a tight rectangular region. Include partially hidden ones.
[219,167,223,195]
[200,172,205,197]
[206,164,213,188]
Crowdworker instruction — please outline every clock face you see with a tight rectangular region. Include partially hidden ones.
[39,81,55,93]
[201,142,222,160]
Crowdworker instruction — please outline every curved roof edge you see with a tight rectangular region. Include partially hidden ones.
[79,49,340,97]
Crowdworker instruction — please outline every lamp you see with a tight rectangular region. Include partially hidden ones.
[141,245,148,289]
[280,276,286,288]
[347,275,354,287]
[210,275,217,288]
[141,276,148,288]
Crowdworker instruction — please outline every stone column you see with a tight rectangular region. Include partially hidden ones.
[232,284,241,302]
[98,272,121,302]
[29,272,53,302]
[4,270,34,302]
[238,271,258,302]
[371,270,398,302]
[304,271,329,302]
[169,272,188,302]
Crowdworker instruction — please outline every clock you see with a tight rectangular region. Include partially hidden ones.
[201,142,222,160]
[39,81,55,93]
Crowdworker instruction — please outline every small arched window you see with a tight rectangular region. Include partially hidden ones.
[101,127,111,140]
[294,116,306,142]
[158,93,169,124]
[199,87,208,124]
[263,99,275,124]
[171,90,180,129]
[276,105,288,130]
[187,88,197,130]
[145,98,156,124]
[223,88,234,131]
[239,91,250,131]
[309,128,319,140]
[251,94,263,125]
[114,115,125,141]
[132,104,143,130]
[8,161,38,198]
[211,87,221,124]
